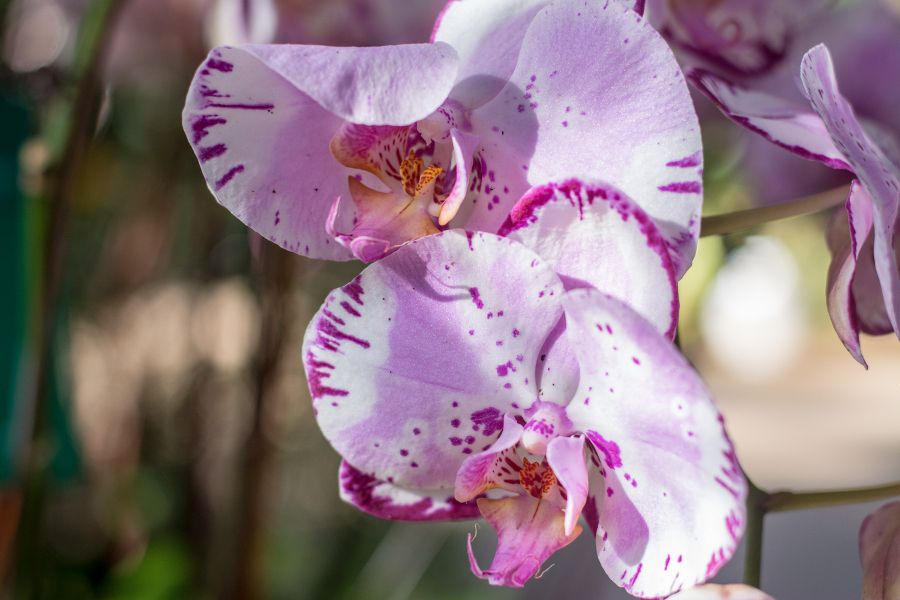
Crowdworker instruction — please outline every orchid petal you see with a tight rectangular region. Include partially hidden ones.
[852,237,896,337]
[339,460,479,521]
[535,318,580,403]
[467,495,582,588]
[668,584,775,600]
[826,181,874,366]
[800,44,900,339]
[562,288,746,597]
[303,230,565,491]
[860,501,900,600]
[328,175,441,263]
[183,44,458,259]
[499,179,679,339]
[546,435,588,537]
[431,0,549,108]
[439,128,481,226]
[689,69,850,170]
[184,48,348,259]
[230,43,459,126]
[468,0,703,277]
[455,414,525,502]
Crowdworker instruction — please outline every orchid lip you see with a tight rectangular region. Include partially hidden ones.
[324,106,482,261]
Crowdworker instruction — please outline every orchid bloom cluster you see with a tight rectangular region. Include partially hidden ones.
[181,0,900,597]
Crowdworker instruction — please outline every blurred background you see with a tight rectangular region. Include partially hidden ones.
[0,0,897,598]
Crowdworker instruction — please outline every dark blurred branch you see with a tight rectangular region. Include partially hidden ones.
[700,184,849,237]
[228,239,296,600]
[13,0,127,594]
[766,480,900,513]
[742,481,767,587]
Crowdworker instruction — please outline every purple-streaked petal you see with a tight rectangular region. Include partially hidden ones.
[303,230,565,491]
[183,43,458,259]
[860,501,900,600]
[455,414,524,502]
[184,47,348,259]
[668,584,775,600]
[467,0,703,277]
[546,435,588,537]
[499,179,679,339]
[339,460,479,521]
[826,181,874,366]
[689,69,851,170]
[562,288,746,598]
[467,494,582,588]
[800,44,900,339]
[431,0,549,108]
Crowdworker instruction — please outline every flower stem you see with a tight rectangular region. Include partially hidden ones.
[700,184,849,237]
[765,481,900,513]
[743,481,768,587]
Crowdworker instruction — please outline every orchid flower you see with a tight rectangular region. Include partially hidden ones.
[182,0,703,278]
[205,0,277,47]
[646,0,828,78]
[860,501,900,600]
[690,44,900,366]
[302,214,746,596]
[669,584,775,600]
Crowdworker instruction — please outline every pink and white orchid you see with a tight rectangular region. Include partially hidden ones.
[182,0,704,277]
[860,501,900,600]
[690,44,900,366]
[302,223,746,596]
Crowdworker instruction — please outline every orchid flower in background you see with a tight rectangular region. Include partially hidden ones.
[182,0,704,278]
[645,0,828,78]
[647,0,900,208]
[669,584,775,599]
[205,0,278,47]
[302,225,746,596]
[690,45,900,367]
[860,501,900,600]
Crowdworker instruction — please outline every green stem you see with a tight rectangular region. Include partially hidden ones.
[766,481,900,513]
[743,481,768,587]
[700,184,849,238]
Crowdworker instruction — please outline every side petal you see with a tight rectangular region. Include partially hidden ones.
[468,495,582,588]
[668,584,775,600]
[468,0,703,277]
[860,501,900,600]
[688,69,851,170]
[562,288,746,598]
[499,179,679,339]
[431,0,549,108]
[303,230,565,492]
[800,44,900,339]
[546,435,588,537]
[826,181,874,366]
[183,47,349,259]
[339,460,479,521]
